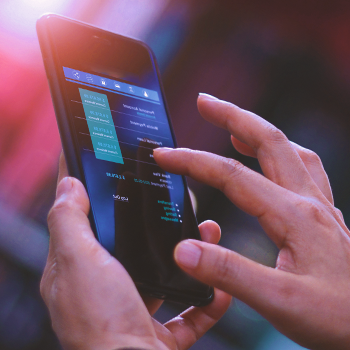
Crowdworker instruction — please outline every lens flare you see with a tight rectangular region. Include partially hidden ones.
[0,0,72,39]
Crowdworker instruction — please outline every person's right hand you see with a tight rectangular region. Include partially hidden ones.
[154,94,350,350]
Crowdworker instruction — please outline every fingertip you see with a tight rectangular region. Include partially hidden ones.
[153,147,173,159]
[197,94,237,129]
[174,240,202,270]
[198,93,219,102]
[198,220,221,244]
[153,147,175,171]
[56,176,73,198]
[55,176,90,216]
[197,93,221,115]
[153,148,192,174]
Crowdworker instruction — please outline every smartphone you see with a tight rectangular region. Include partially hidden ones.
[36,14,213,306]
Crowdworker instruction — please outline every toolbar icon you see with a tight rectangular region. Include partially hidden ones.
[73,71,80,79]
[114,82,121,89]
[128,86,134,93]
[143,90,149,98]
[86,74,93,83]
[101,78,106,86]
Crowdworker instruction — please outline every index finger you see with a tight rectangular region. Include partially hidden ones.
[154,148,295,247]
[197,94,323,200]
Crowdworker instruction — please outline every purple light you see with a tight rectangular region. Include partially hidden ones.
[0,0,73,39]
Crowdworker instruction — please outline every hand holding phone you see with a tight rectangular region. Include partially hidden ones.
[40,153,231,350]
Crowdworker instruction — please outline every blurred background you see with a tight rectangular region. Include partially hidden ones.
[0,0,350,349]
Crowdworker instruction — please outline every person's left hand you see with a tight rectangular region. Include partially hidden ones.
[41,154,231,350]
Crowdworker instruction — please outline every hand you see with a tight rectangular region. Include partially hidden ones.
[41,153,231,350]
[154,94,350,350]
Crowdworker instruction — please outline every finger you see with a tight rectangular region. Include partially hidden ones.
[198,220,221,244]
[162,288,232,350]
[154,148,293,246]
[231,135,333,204]
[197,94,322,199]
[290,142,333,204]
[174,240,295,318]
[57,151,68,185]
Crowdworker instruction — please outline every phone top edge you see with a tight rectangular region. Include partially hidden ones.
[36,13,85,182]
[36,13,152,54]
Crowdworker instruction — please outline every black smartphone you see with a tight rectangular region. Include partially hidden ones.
[36,14,213,306]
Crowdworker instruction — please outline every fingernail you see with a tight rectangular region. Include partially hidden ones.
[174,241,202,269]
[198,93,219,101]
[56,177,73,199]
[153,147,174,155]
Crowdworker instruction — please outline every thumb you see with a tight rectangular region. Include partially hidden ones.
[42,176,100,303]
[174,240,293,314]
[47,176,100,261]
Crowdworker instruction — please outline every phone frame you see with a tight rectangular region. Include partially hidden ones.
[36,13,214,306]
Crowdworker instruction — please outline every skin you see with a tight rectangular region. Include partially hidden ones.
[153,93,350,350]
[41,153,231,350]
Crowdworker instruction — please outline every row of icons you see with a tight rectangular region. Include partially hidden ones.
[73,71,150,98]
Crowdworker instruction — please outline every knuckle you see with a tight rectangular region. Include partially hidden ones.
[306,202,324,219]
[53,196,77,212]
[300,148,322,166]
[276,278,298,302]
[40,259,57,302]
[220,158,246,192]
[184,149,204,175]
[39,278,45,297]
[294,198,327,222]
[264,125,288,145]
[56,246,78,268]
[47,197,76,227]
[180,316,200,343]
[88,242,109,263]
[334,207,343,217]
[213,248,236,284]
[40,274,48,301]
[46,209,57,233]
[334,207,344,221]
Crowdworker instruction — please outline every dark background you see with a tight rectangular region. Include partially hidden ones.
[0,0,349,349]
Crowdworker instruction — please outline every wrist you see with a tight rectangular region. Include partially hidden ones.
[104,334,166,350]
[107,339,157,350]
[61,334,166,350]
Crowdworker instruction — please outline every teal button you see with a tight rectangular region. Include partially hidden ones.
[79,88,124,164]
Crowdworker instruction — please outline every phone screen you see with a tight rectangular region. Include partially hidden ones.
[44,16,212,302]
